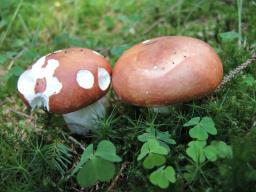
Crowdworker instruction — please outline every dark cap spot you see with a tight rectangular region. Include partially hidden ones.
[34,78,47,93]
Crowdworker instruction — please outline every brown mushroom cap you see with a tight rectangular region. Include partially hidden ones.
[17,48,112,113]
[112,36,223,106]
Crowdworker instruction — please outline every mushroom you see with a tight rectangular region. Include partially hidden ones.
[112,36,223,111]
[17,48,111,135]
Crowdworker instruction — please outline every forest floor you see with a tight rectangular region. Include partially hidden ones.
[0,0,256,191]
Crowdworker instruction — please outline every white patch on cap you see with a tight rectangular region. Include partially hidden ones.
[53,50,63,53]
[98,68,110,91]
[92,50,103,56]
[142,40,151,44]
[17,56,62,111]
[76,70,94,89]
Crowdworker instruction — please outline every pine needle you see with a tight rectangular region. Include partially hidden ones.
[215,52,256,92]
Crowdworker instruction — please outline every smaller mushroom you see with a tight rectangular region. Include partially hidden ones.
[17,48,111,135]
[112,36,223,111]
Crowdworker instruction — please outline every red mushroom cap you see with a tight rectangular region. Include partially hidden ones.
[17,48,112,113]
[112,36,223,106]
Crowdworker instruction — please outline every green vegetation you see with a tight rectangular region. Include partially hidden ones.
[0,0,256,191]
[74,140,122,188]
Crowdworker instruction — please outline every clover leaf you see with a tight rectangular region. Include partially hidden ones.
[207,141,233,159]
[74,140,122,188]
[186,140,206,163]
[156,131,176,145]
[185,117,217,140]
[77,156,115,187]
[187,140,232,163]
[183,117,201,127]
[143,153,166,169]
[137,128,176,188]
[204,141,233,162]
[137,139,168,161]
[204,145,218,161]
[200,117,217,135]
[95,140,122,162]
[137,128,175,152]
[137,132,155,142]
[71,144,93,176]
[149,166,176,189]
[148,139,168,155]
[189,125,208,140]
[137,141,150,161]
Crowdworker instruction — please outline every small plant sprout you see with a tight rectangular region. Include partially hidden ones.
[137,127,176,152]
[17,48,112,135]
[137,126,176,189]
[43,141,72,176]
[72,140,122,188]
[183,117,233,183]
[137,139,168,168]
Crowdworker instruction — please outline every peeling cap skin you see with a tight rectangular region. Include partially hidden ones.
[112,36,223,106]
[17,48,112,113]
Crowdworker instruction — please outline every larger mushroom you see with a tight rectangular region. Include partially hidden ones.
[17,48,111,135]
[112,36,223,109]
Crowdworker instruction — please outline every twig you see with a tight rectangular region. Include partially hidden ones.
[107,162,129,192]
[142,18,165,35]
[9,109,31,118]
[7,48,28,70]
[71,187,85,192]
[215,52,256,92]
[68,135,85,150]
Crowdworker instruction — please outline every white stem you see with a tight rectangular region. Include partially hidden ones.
[62,96,108,135]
